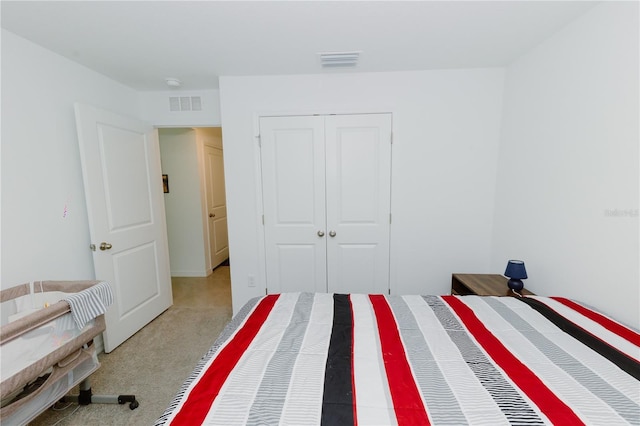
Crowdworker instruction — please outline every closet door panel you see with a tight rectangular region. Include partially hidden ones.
[273,244,323,293]
[334,244,378,294]
[326,114,392,295]
[260,116,327,294]
[333,129,378,223]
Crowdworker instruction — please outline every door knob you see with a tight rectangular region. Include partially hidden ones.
[99,242,113,251]
[209,213,215,218]
[329,231,336,237]
[317,230,325,237]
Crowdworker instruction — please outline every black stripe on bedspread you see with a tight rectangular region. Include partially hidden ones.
[321,294,355,426]
[517,297,640,380]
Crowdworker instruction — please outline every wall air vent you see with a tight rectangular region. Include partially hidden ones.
[169,96,202,112]
[169,97,180,112]
[318,51,361,68]
[180,97,192,111]
[191,97,202,111]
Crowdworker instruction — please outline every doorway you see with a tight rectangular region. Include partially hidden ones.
[158,127,229,278]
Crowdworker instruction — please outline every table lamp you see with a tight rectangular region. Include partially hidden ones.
[504,260,527,292]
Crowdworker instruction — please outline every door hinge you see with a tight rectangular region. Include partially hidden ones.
[390,132,393,144]
[389,213,392,224]
[257,134,261,147]
[262,214,265,225]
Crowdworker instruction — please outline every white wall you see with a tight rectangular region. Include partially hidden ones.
[219,69,505,314]
[158,128,209,277]
[0,30,223,288]
[1,30,140,288]
[492,2,639,327]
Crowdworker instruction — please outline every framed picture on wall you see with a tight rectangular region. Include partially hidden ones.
[162,174,169,193]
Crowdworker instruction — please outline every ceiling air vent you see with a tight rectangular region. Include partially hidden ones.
[318,51,361,68]
[169,96,202,112]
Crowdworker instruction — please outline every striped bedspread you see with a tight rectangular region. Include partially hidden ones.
[156,293,639,425]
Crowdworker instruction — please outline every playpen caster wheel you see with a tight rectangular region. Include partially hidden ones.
[117,394,138,410]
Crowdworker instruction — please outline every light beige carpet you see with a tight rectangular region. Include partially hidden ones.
[28,266,232,426]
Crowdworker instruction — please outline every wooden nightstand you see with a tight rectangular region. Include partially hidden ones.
[451,274,535,297]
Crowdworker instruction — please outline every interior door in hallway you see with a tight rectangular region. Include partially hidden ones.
[260,113,392,295]
[75,103,172,353]
[204,143,229,269]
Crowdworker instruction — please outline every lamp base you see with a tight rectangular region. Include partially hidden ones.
[507,278,524,292]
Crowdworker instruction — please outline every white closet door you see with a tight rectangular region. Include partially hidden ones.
[325,114,392,294]
[260,116,327,293]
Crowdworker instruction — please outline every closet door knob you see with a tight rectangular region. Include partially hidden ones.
[329,231,336,237]
[317,231,325,237]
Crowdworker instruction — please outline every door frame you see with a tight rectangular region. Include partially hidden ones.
[157,126,228,277]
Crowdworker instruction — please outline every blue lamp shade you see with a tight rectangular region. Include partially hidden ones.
[504,260,527,292]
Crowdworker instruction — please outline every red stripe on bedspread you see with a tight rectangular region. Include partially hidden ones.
[551,297,640,346]
[369,295,431,426]
[170,294,280,425]
[443,296,584,426]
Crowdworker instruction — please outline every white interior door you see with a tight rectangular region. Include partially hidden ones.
[325,114,392,294]
[75,103,172,353]
[204,144,229,269]
[260,116,327,293]
[260,113,392,295]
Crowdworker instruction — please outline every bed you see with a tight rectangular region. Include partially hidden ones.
[156,293,639,425]
[0,280,137,425]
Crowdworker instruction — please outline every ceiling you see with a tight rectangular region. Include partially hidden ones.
[1,1,599,91]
